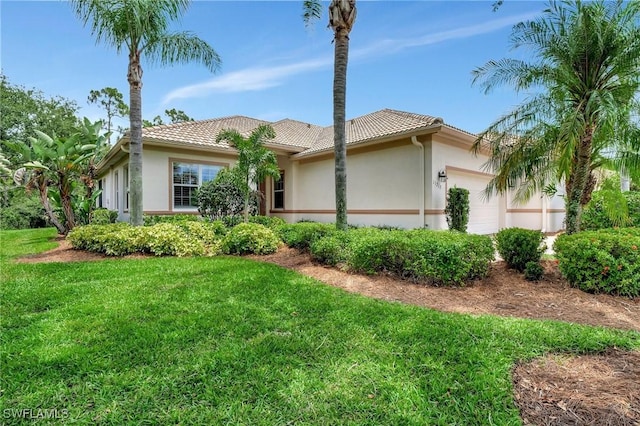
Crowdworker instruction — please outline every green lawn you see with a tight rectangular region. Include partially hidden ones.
[1,228,638,425]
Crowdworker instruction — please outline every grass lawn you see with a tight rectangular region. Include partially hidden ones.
[1,228,638,425]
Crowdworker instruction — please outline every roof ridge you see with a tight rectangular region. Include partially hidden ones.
[383,108,444,125]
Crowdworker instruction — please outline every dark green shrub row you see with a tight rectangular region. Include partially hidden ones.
[90,208,118,225]
[495,228,545,272]
[248,215,286,229]
[276,222,338,250]
[143,214,202,226]
[553,228,640,297]
[308,227,494,286]
[0,196,49,230]
[581,191,640,230]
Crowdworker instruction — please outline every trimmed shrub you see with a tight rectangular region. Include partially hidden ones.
[581,191,640,230]
[91,208,118,225]
[495,228,545,272]
[345,228,494,285]
[277,222,337,250]
[445,187,470,232]
[524,261,544,282]
[553,228,640,297]
[248,215,286,229]
[143,214,201,226]
[197,168,259,222]
[222,223,280,255]
[310,231,351,266]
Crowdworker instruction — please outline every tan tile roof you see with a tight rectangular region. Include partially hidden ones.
[135,109,451,155]
[142,115,269,149]
[301,109,444,155]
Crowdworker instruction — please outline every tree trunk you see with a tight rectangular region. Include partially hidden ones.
[37,179,65,234]
[565,127,594,234]
[333,28,349,231]
[128,50,144,226]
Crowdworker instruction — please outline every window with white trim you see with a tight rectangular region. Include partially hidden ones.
[172,162,223,209]
[273,171,285,209]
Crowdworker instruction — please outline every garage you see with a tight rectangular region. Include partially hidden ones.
[447,169,500,234]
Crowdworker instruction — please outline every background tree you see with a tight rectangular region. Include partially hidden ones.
[87,87,129,143]
[471,0,640,234]
[165,108,193,124]
[304,0,357,231]
[71,0,221,226]
[216,125,280,223]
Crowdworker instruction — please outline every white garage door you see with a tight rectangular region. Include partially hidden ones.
[447,171,499,234]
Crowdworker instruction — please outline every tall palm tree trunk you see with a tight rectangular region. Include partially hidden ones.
[565,126,594,234]
[333,28,349,231]
[128,50,144,226]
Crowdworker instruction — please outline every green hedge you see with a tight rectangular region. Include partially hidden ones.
[276,222,338,250]
[495,228,545,272]
[90,208,118,225]
[553,228,640,297]
[67,222,226,257]
[308,227,494,286]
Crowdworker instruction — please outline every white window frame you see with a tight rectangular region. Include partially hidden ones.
[273,170,285,210]
[171,160,226,210]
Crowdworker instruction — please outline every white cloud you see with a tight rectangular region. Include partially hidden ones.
[163,57,331,104]
[163,12,539,104]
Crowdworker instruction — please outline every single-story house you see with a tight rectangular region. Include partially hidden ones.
[96,109,565,234]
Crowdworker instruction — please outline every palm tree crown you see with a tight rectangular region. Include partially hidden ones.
[472,0,640,234]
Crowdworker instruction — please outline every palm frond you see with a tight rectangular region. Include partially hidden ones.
[144,31,221,72]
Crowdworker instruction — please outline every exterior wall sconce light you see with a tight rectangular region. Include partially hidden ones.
[437,170,447,182]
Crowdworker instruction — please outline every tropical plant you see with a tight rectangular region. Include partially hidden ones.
[197,168,259,222]
[87,87,129,143]
[216,125,281,223]
[471,0,640,234]
[304,0,357,231]
[71,0,221,226]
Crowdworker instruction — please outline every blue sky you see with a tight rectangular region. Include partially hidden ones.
[1,1,545,134]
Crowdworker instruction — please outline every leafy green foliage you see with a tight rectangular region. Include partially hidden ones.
[581,191,640,230]
[197,168,259,222]
[554,228,640,297]
[248,215,286,229]
[276,222,338,250]
[90,208,118,225]
[87,87,129,140]
[445,187,470,232]
[216,125,280,222]
[0,194,48,229]
[343,228,494,286]
[524,261,544,282]
[495,228,546,272]
[309,231,351,266]
[221,222,280,255]
[67,222,225,257]
[143,214,202,225]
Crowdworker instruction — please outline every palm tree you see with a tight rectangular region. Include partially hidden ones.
[304,0,357,231]
[472,0,640,234]
[216,125,281,223]
[71,0,221,226]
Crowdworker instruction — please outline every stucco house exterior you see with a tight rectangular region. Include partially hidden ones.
[96,109,565,234]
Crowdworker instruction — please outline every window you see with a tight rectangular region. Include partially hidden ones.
[97,179,104,208]
[114,171,119,211]
[123,165,129,211]
[273,171,285,209]
[172,162,223,209]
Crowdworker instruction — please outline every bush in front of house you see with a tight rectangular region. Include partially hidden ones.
[221,223,280,255]
[67,222,225,257]
[143,214,201,226]
[248,215,286,229]
[276,222,338,250]
[524,261,544,281]
[445,187,470,233]
[581,191,640,230]
[495,227,546,272]
[553,228,640,297]
[91,208,118,225]
[309,231,351,266]
[0,195,49,230]
[341,228,494,285]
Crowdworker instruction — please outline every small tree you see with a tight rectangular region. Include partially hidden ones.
[87,87,129,143]
[197,168,259,222]
[216,125,281,222]
[445,187,470,232]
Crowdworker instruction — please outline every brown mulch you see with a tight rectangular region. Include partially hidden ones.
[15,241,640,426]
